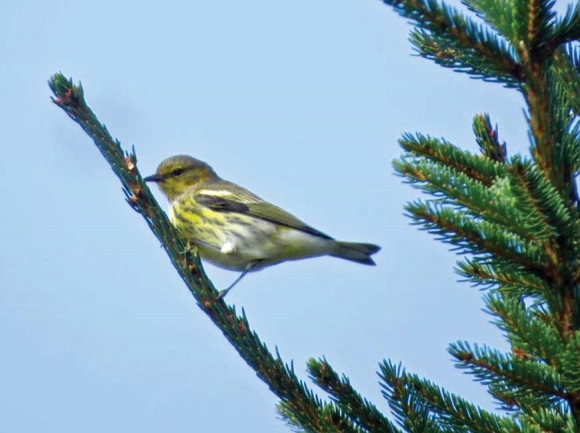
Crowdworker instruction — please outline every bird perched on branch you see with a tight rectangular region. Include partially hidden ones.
[145,155,380,297]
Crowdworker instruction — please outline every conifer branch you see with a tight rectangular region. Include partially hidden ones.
[396,133,508,186]
[519,406,573,432]
[396,158,552,241]
[48,73,351,432]
[461,0,517,40]
[520,0,556,47]
[553,48,580,118]
[379,361,517,432]
[457,258,552,298]
[552,2,580,46]
[484,294,564,364]
[405,200,548,273]
[379,363,447,432]
[510,159,573,239]
[384,0,580,428]
[450,341,568,406]
[382,0,523,85]
[307,358,400,432]
[473,114,507,163]
[278,401,366,433]
[519,60,579,338]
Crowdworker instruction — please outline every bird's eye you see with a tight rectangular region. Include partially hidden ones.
[172,168,185,176]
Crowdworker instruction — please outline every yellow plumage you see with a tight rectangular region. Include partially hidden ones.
[145,155,380,295]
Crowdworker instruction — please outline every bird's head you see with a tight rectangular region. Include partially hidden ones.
[144,155,218,201]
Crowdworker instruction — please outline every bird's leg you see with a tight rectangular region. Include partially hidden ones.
[180,240,197,257]
[216,260,262,300]
[179,238,221,258]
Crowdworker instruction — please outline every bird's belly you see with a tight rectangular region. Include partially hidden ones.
[169,203,333,271]
[198,218,334,272]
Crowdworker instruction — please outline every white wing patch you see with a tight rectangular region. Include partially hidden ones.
[197,189,233,197]
[220,241,236,254]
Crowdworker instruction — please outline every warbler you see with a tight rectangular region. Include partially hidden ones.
[144,155,380,297]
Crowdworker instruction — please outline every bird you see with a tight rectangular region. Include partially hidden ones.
[144,155,380,297]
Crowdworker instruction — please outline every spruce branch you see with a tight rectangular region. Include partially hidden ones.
[520,60,573,201]
[396,157,552,241]
[396,133,508,186]
[382,0,523,86]
[558,333,580,393]
[307,358,400,433]
[379,361,517,432]
[461,0,517,41]
[484,293,564,364]
[516,0,556,48]
[48,73,352,432]
[379,363,448,432]
[525,56,579,210]
[552,48,580,134]
[450,341,568,409]
[405,200,548,273]
[278,401,366,433]
[457,258,553,298]
[380,0,580,428]
[461,0,557,48]
[561,115,580,177]
[552,2,580,47]
[518,406,573,432]
[473,113,507,163]
[408,28,518,85]
[557,333,580,426]
[509,158,573,241]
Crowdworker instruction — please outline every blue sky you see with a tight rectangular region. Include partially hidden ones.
[1,0,562,431]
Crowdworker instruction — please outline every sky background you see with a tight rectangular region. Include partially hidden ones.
[1,0,571,431]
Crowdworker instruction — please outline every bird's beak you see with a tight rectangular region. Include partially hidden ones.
[144,174,165,183]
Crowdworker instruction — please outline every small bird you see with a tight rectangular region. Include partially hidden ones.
[144,155,380,297]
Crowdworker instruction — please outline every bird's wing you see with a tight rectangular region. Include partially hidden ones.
[195,181,333,240]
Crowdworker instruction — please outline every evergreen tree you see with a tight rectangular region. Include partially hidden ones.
[48,0,580,430]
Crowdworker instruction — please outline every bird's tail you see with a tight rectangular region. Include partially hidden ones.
[330,241,381,265]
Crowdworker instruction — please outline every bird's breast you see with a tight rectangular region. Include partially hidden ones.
[169,201,334,271]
